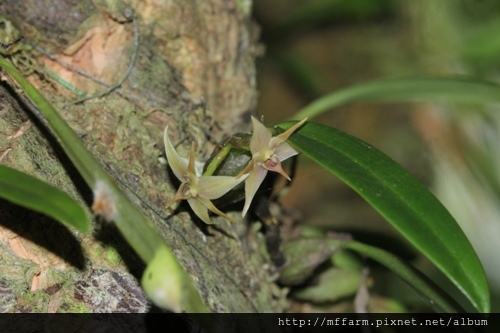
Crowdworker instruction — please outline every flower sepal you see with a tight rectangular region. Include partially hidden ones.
[240,117,307,217]
[164,127,248,224]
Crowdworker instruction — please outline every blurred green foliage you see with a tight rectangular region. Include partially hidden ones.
[254,0,500,313]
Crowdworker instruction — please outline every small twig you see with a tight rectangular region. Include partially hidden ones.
[25,15,140,106]
[0,148,13,162]
[29,42,148,107]
[65,16,140,106]
[27,42,110,86]
[0,35,24,50]
[6,121,31,140]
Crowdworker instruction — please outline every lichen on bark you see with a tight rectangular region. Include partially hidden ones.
[0,0,286,313]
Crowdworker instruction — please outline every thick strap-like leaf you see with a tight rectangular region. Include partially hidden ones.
[275,121,490,313]
[0,165,90,233]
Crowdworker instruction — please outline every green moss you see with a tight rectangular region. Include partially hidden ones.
[90,246,122,267]
[46,267,79,287]
[91,247,104,259]
[105,247,121,266]
[0,244,39,295]
[20,291,50,312]
[58,301,90,313]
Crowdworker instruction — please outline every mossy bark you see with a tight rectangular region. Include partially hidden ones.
[0,0,286,312]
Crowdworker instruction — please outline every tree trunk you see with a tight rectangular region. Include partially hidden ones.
[0,0,286,313]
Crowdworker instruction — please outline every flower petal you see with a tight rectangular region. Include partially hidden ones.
[187,198,213,224]
[198,174,248,199]
[237,159,254,178]
[250,116,272,154]
[198,196,237,224]
[177,157,204,176]
[164,126,187,181]
[274,142,299,162]
[270,117,307,148]
[242,166,268,217]
[194,160,205,176]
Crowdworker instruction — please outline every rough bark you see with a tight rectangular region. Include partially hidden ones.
[0,0,286,313]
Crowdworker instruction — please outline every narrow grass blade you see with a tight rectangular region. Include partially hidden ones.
[290,77,500,120]
[340,240,464,313]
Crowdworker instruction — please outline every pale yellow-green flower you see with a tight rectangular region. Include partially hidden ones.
[164,127,247,224]
[239,117,307,217]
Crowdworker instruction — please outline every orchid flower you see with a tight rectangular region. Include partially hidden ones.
[164,127,247,224]
[239,117,308,217]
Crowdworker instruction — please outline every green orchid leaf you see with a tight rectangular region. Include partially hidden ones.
[291,77,500,120]
[340,240,463,313]
[0,165,90,233]
[275,121,490,313]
